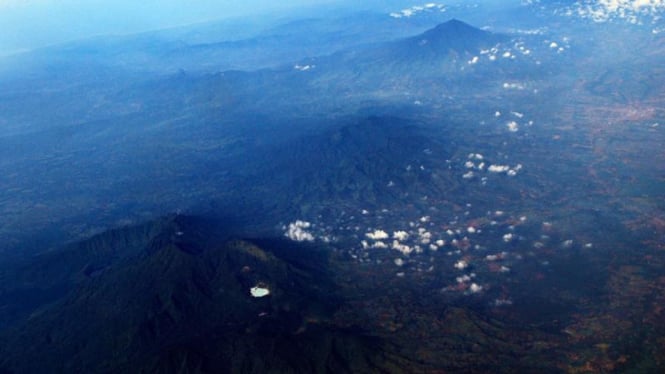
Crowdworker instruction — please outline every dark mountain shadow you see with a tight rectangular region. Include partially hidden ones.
[0,214,419,373]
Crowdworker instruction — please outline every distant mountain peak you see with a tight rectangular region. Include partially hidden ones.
[421,19,489,42]
[435,18,475,30]
[404,18,502,55]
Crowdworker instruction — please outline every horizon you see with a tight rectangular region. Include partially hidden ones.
[0,0,351,55]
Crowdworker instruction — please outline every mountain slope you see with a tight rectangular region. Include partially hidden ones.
[0,214,414,373]
[398,18,504,58]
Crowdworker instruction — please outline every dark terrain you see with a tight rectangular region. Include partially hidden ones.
[0,3,664,372]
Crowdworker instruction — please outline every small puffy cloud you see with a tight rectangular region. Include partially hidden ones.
[419,230,432,244]
[285,220,315,242]
[488,165,511,173]
[294,64,315,71]
[454,260,469,270]
[494,298,513,306]
[393,230,409,241]
[250,286,271,298]
[366,230,389,240]
[389,2,446,18]
[503,82,525,90]
[392,240,413,255]
[372,241,388,249]
[469,283,483,293]
[455,273,476,285]
[507,121,519,132]
[564,0,665,23]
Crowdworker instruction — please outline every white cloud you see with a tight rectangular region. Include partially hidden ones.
[366,230,389,240]
[419,230,432,244]
[392,240,413,255]
[250,286,271,298]
[285,220,315,242]
[390,2,446,18]
[393,230,409,241]
[494,298,513,306]
[294,64,314,71]
[566,0,665,22]
[488,164,511,173]
[503,82,525,90]
[372,241,388,249]
[456,274,472,283]
[469,283,483,293]
[454,260,469,270]
[506,121,519,132]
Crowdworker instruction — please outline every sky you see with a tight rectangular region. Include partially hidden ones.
[0,0,339,54]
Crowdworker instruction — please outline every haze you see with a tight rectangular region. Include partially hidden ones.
[0,0,342,54]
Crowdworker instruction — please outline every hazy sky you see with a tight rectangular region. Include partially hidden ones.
[0,0,340,54]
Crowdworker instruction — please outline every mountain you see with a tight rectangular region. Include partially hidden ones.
[399,18,504,57]
[0,214,412,373]
[288,19,514,97]
[337,19,506,63]
[0,11,441,78]
[248,116,459,214]
[0,212,581,373]
[0,216,178,330]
